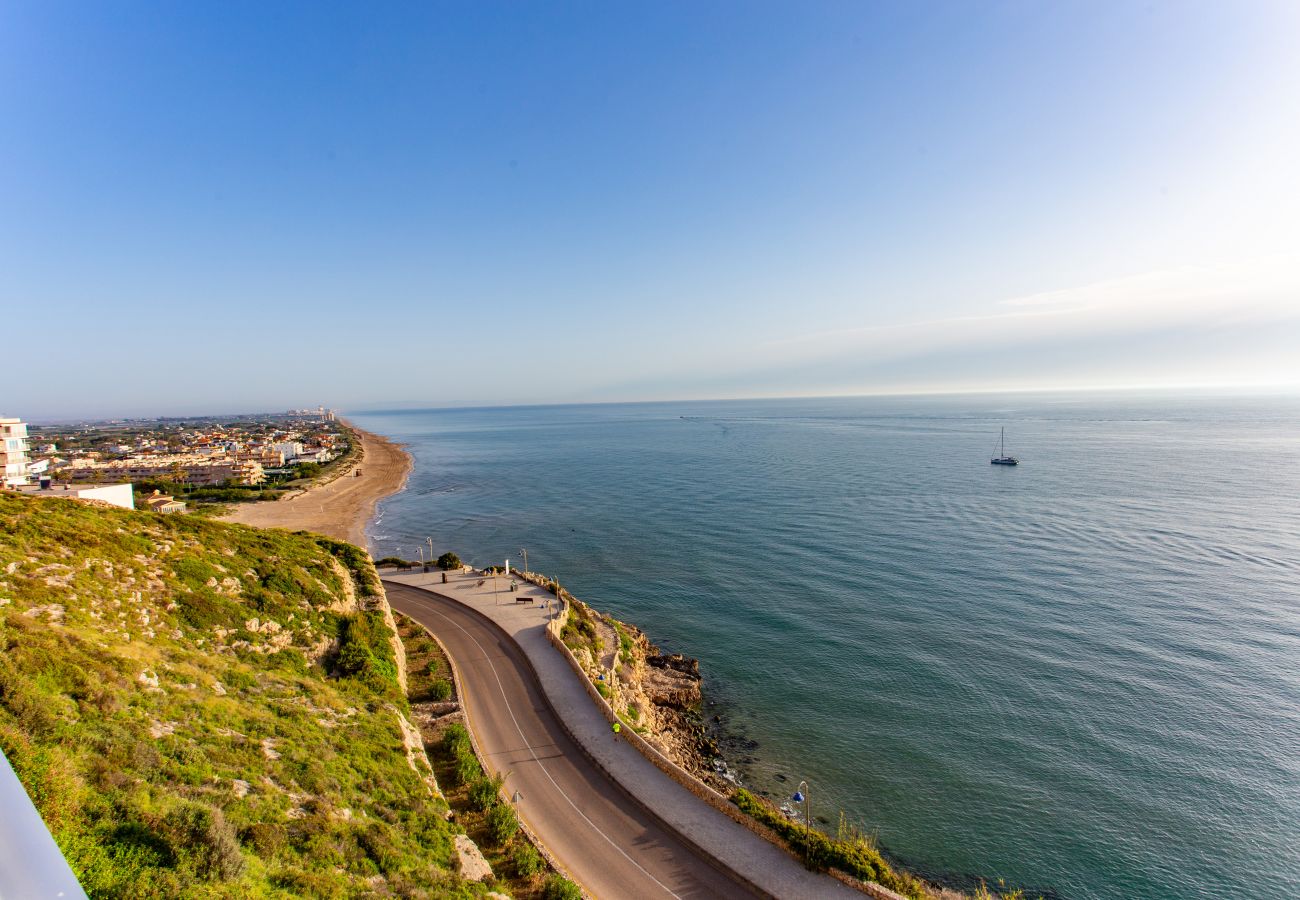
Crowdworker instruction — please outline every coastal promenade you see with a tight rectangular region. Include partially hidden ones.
[385,572,867,900]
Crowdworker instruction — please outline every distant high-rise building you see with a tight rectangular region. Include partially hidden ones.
[1,417,31,487]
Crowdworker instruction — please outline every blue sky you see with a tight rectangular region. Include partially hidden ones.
[2,1,1298,418]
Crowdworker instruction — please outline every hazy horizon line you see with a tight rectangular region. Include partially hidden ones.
[21,380,1300,426]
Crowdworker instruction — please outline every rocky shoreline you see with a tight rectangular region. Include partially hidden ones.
[550,590,744,794]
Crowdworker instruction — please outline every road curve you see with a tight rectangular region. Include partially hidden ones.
[386,582,760,899]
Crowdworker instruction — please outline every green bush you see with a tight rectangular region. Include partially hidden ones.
[467,774,503,812]
[242,822,287,859]
[332,612,402,699]
[161,801,245,881]
[615,624,634,665]
[511,842,544,879]
[452,748,481,787]
[440,724,471,757]
[731,788,925,898]
[428,678,452,702]
[336,639,373,677]
[436,552,461,571]
[543,873,582,900]
[485,803,519,847]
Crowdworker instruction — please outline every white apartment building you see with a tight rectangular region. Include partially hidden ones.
[1,417,31,487]
[273,441,304,459]
[14,482,136,510]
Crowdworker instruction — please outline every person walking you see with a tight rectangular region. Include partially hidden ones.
[611,721,621,742]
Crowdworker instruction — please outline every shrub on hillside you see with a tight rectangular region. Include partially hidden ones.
[468,773,503,812]
[511,842,544,879]
[543,874,582,900]
[485,803,519,846]
[440,723,470,756]
[161,801,245,881]
[332,612,401,699]
[731,788,926,898]
[453,748,481,786]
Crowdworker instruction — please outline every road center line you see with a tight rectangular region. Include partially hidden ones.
[407,590,683,900]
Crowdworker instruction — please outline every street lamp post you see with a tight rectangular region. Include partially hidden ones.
[520,547,528,576]
[415,546,425,566]
[426,537,434,563]
[793,781,811,864]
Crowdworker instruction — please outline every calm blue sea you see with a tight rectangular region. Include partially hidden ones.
[351,393,1300,900]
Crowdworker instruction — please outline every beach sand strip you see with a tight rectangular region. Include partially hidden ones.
[220,422,411,548]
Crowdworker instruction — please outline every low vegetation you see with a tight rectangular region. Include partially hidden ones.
[135,481,287,505]
[542,874,582,900]
[559,598,600,658]
[395,613,565,899]
[396,614,453,707]
[613,622,634,666]
[732,788,929,897]
[0,492,491,898]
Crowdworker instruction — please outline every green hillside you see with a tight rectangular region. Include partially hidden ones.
[0,492,475,898]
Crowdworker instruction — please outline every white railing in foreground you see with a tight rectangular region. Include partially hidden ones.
[0,749,86,898]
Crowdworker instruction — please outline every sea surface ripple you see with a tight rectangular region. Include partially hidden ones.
[356,393,1300,900]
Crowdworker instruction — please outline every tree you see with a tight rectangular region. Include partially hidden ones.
[436,552,461,571]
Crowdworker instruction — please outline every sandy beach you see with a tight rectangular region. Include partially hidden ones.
[221,422,411,549]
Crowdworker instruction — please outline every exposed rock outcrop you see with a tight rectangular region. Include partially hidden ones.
[560,596,728,790]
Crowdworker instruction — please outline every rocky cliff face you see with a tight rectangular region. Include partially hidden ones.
[565,599,729,791]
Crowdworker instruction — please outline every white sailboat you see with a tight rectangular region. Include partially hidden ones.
[990,427,1019,466]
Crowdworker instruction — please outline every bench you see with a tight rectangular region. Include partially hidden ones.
[515,596,534,604]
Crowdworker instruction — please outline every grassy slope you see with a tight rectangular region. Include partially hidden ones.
[0,492,480,899]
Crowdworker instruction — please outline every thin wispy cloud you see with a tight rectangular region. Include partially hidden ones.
[767,257,1300,360]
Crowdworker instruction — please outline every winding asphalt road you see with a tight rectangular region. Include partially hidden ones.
[386,582,760,899]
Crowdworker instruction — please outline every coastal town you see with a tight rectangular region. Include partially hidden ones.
[1,408,349,515]
[4,408,923,900]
